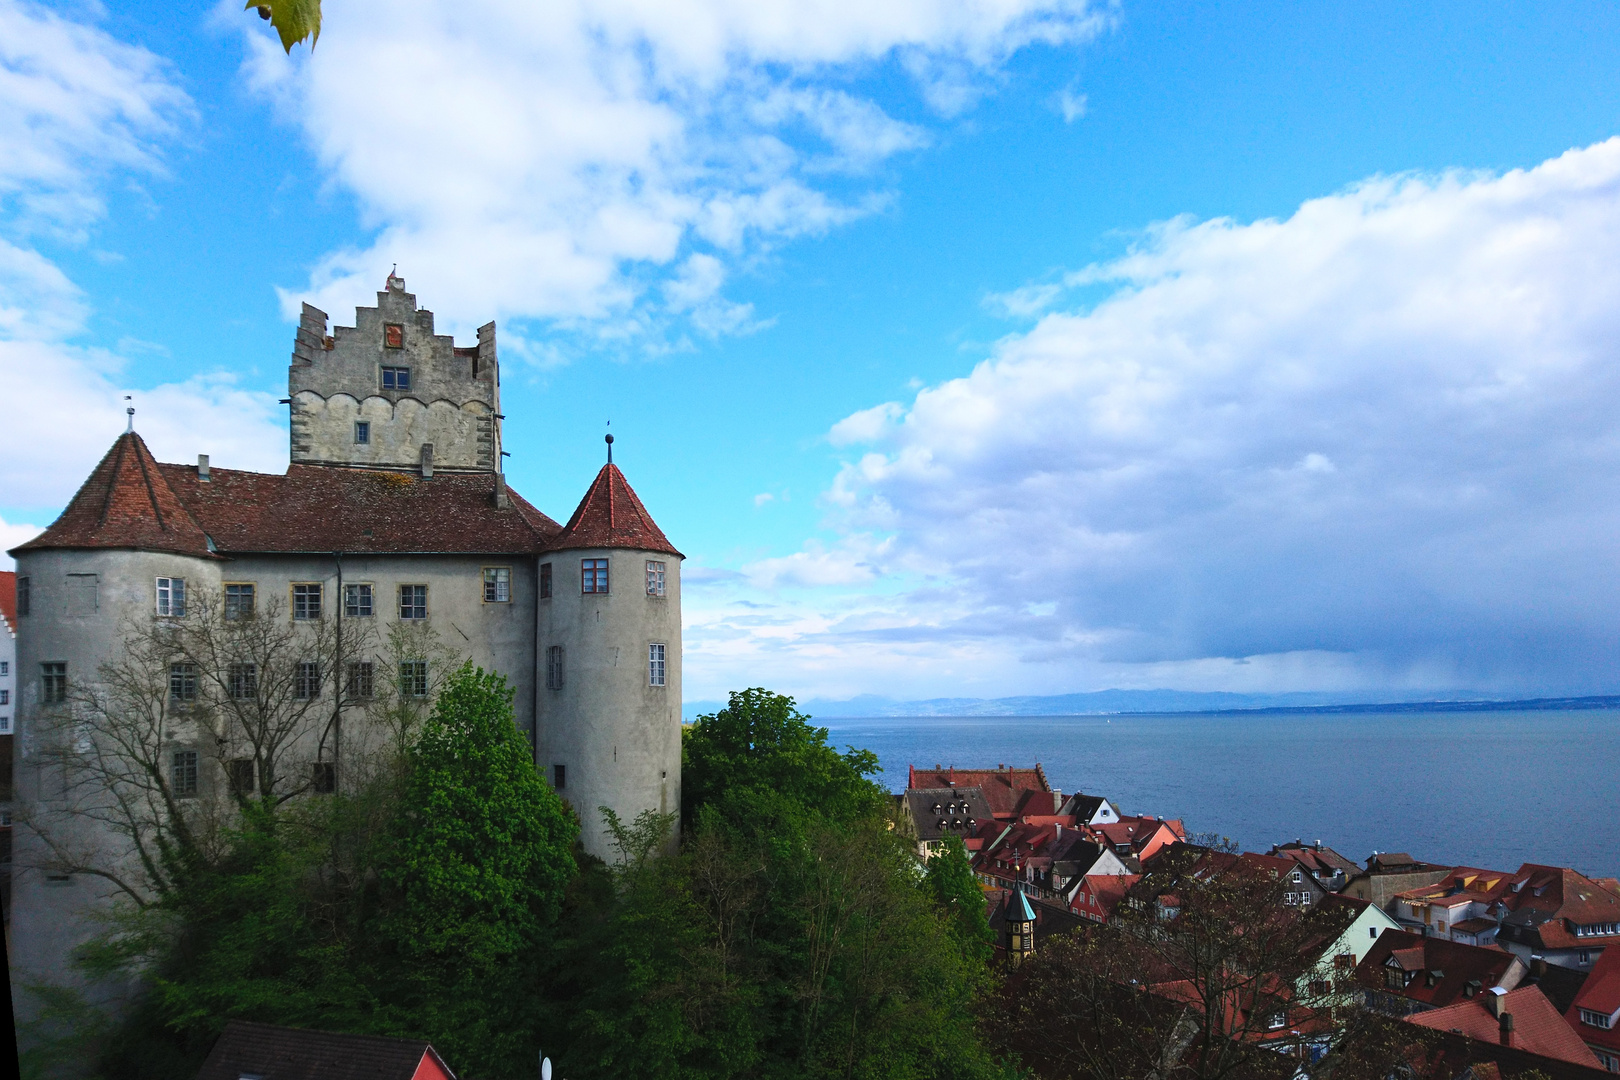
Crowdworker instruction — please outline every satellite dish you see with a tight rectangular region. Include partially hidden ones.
[542,1057,553,1080]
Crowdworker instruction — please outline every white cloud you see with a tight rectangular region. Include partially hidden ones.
[0,511,43,569]
[688,140,1620,699]
[239,0,1109,341]
[0,3,286,514]
[1054,85,1086,123]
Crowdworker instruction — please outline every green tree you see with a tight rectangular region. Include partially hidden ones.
[925,833,996,966]
[370,664,579,1075]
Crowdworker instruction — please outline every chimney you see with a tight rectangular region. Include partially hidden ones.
[420,443,434,479]
[1498,1011,1514,1047]
[1485,986,1508,1017]
[197,454,210,482]
[493,472,510,509]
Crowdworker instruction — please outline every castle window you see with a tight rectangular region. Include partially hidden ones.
[354,421,370,444]
[0,691,5,706]
[345,583,373,617]
[582,559,609,594]
[399,584,427,620]
[294,661,322,701]
[172,750,199,797]
[292,583,322,620]
[228,759,255,795]
[483,567,511,603]
[646,560,666,596]
[42,662,66,704]
[648,643,666,687]
[553,763,566,790]
[345,661,374,699]
[540,563,552,599]
[546,646,564,690]
[228,663,257,701]
[15,577,27,617]
[224,583,255,620]
[312,762,337,794]
[399,661,428,698]
[381,365,411,390]
[383,323,404,349]
[65,573,98,616]
[155,577,186,617]
[169,663,197,703]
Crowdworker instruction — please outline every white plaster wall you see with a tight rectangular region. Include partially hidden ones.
[534,547,682,858]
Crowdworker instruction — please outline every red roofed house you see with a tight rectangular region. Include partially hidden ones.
[974,819,1129,901]
[195,1020,456,1080]
[1393,863,1620,969]
[1356,929,1528,1015]
[907,763,1058,820]
[1566,937,1620,1071]
[1406,985,1602,1069]
[8,276,684,1033]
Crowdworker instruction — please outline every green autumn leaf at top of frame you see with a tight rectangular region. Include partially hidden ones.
[247,0,321,52]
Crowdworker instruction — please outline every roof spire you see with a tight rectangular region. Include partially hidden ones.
[605,432,614,464]
[124,395,134,433]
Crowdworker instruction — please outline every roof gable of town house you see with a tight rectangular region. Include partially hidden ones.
[12,432,213,558]
[542,462,681,557]
[0,570,16,631]
[907,764,1051,818]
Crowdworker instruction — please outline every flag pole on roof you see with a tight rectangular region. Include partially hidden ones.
[124,395,134,432]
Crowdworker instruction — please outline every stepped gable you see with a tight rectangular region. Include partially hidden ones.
[543,463,681,557]
[154,463,561,555]
[0,570,15,631]
[12,433,213,558]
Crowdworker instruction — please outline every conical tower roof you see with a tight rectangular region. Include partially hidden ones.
[12,432,213,558]
[543,463,681,557]
[1009,889,1037,923]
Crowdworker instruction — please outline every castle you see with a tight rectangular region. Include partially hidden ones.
[7,274,681,999]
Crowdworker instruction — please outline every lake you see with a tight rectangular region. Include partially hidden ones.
[817,709,1620,880]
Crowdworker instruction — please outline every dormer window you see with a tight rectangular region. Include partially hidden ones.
[382,366,410,391]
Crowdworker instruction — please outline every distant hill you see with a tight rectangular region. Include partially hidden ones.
[680,688,1620,722]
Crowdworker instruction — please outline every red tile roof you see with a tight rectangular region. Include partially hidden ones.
[1356,929,1524,1010]
[0,570,15,633]
[542,463,681,557]
[1567,940,1620,1042]
[1408,987,1600,1067]
[907,764,1051,818]
[195,1019,455,1080]
[10,432,580,558]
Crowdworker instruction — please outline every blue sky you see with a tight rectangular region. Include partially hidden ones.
[6,1,1620,701]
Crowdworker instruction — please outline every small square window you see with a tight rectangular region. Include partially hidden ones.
[228,759,255,795]
[546,645,564,690]
[540,562,552,599]
[169,663,197,703]
[483,567,511,603]
[228,663,257,701]
[224,584,255,620]
[400,661,428,698]
[648,643,666,687]
[384,323,404,349]
[345,661,374,699]
[553,763,566,790]
[646,560,666,597]
[0,716,10,735]
[312,762,337,794]
[156,577,185,617]
[354,421,370,444]
[399,584,427,620]
[292,583,322,620]
[0,661,7,675]
[294,661,322,701]
[381,365,411,391]
[582,558,609,594]
[41,662,66,704]
[345,583,373,617]
[172,750,199,798]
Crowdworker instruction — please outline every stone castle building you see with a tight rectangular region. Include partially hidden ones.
[6,274,681,1003]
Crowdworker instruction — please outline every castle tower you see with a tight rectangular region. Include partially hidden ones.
[535,439,682,858]
[288,273,501,474]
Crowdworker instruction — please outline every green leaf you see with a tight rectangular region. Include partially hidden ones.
[246,0,322,53]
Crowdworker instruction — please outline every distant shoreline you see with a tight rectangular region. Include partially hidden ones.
[811,695,1620,719]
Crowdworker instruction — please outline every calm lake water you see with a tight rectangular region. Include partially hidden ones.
[817,709,1620,880]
